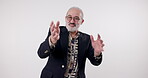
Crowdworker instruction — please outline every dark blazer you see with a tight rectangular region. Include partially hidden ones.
[37,26,102,78]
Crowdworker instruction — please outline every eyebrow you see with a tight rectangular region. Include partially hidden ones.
[66,15,72,16]
[66,15,79,17]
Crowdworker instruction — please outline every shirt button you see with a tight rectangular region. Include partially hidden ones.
[62,65,64,68]
[44,50,48,53]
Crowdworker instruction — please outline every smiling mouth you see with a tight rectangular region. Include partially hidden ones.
[69,23,76,27]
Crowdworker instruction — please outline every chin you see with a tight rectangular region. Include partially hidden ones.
[66,25,79,32]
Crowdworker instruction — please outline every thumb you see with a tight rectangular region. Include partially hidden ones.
[90,35,94,42]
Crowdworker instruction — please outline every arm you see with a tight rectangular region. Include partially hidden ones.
[37,21,60,58]
[37,31,54,58]
[86,38,103,66]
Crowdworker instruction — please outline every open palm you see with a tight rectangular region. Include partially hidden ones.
[90,34,104,56]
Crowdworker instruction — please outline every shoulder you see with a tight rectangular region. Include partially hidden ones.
[59,26,68,33]
[79,31,90,40]
[79,31,90,37]
[59,26,66,29]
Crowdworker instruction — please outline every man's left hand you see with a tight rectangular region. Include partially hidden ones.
[90,34,105,56]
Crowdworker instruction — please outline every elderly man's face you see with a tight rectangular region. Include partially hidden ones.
[65,8,84,32]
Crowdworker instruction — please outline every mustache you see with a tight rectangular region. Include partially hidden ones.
[69,23,76,26]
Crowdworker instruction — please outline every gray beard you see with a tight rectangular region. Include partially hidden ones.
[66,25,79,32]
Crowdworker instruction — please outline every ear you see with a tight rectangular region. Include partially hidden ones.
[81,19,84,25]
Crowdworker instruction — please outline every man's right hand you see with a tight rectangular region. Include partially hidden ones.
[49,21,60,44]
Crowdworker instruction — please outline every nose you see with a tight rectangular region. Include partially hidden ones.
[70,18,75,23]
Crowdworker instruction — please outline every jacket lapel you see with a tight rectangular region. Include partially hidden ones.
[78,33,85,66]
[60,28,69,65]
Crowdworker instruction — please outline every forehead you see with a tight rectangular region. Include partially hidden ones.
[66,8,82,17]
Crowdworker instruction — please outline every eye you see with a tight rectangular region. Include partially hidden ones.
[66,16,72,20]
[68,17,72,19]
[74,16,80,20]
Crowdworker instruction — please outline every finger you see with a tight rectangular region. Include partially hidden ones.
[51,29,57,36]
[56,21,60,33]
[56,21,60,27]
[52,23,56,33]
[50,21,54,27]
[101,44,104,51]
[53,33,59,40]
[58,27,60,34]
[101,48,104,51]
[50,21,55,32]
[97,34,101,40]
[102,44,105,47]
[90,35,95,42]
[100,40,103,44]
[50,21,53,32]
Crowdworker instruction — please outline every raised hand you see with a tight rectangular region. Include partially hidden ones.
[90,34,104,56]
[49,21,60,44]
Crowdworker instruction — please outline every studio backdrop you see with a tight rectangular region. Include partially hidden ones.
[0,0,148,78]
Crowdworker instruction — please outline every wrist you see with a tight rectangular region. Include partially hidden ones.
[48,36,56,48]
[94,52,101,57]
[94,53,102,60]
[50,36,57,44]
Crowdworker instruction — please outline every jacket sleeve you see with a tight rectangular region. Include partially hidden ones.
[37,30,55,59]
[86,36,102,66]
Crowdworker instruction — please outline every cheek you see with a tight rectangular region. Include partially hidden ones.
[65,20,70,24]
[78,20,83,24]
[77,21,82,25]
[65,18,69,23]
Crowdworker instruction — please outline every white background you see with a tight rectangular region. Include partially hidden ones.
[0,0,148,78]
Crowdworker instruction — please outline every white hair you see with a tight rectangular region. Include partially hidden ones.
[67,7,84,19]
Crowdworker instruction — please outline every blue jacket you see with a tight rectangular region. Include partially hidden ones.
[37,26,102,78]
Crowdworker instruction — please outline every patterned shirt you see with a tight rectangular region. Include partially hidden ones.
[64,33,79,78]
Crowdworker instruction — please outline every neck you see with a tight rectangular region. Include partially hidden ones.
[70,31,78,38]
